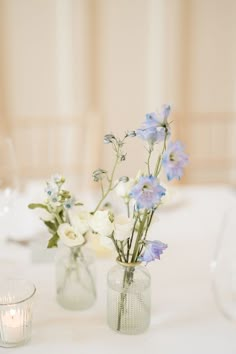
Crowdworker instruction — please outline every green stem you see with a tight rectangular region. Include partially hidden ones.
[126,202,130,218]
[138,210,154,257]
[127,215,138,262]
[120,241,128,263]
[93,151,120,213]
[147,146,153,175]
[154,131,168,177]
[131,211,148,263]
[55,211,63,225]
[111,234,124,262]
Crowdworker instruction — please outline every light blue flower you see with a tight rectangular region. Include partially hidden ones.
[130,175,166,209]
[156,104,171,127]
[64,198,75,209]
[144,112,159,128]
[136,127,165,145]
[144,105,171,128]
[162,141,188,181]
[139,240,168,263]
[45,182,58,197]
[136,105,171,145]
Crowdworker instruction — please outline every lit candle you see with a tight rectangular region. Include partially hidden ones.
[1,308,24,344]
[0,279,35,347]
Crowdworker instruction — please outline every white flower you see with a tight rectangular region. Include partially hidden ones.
[115,179,135,202]
[45,181,58,197]
[89,210,114,237]
[57,223,84,247]
[37,208,54,222]
[114,214,133,241]
[68,207,91,235]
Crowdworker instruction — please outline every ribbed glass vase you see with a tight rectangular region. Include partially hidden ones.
[56,246,96,310]
[107,261,151,334]
[0,279,36,348]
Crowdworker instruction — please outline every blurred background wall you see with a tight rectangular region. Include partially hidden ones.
[0,0,236,187]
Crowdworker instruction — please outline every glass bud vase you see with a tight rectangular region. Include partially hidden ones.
[55,246,96,310]
[107,261,151,334]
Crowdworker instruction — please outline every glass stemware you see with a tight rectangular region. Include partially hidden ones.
[211,206,236,320]
[0,138,19,216]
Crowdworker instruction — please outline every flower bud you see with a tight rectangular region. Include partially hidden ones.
[119,176,129,183]
[92,168,107,182]
[127,130,136,137]
[104,134,115,144]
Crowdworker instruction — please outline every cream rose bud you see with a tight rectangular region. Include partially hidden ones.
[114,215,133,241]
[57,223,84,247]
[68,208,91,235]
[115,178,135,201]
[89,210,114,237]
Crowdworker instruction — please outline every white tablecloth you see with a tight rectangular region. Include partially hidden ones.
[1,185,236,353]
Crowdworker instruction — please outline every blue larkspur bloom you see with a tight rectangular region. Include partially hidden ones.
[136,105,171,145]
[130,175,166,209]
[136,126,165,145]
[162,141,188,181]
[139,240,168,263]
[145,105,171,128]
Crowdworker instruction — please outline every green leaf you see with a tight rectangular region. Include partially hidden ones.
[47,233,59,248]
[28,203,48,211]
[75,201,83,206]
[43,220,57,232]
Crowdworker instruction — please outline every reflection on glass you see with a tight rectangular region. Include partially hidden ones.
[0,138,19,216]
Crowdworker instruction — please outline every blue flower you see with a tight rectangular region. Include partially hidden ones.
[139,240,168,263]
[64,198,75,209]
[136,105,171,145]
[144,112,159,128]
[145,105,171,128]
[45,182,58,197]
[156,104,171,127]
[162,141,188,181]
[130,175,166,209]
[136,126,165,145]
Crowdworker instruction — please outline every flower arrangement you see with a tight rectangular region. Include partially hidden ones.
[29,105,187,263]
[29,104,188,326]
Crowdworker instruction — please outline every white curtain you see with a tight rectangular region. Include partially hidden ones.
[0,0,235,186]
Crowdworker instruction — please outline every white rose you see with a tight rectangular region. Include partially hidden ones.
[114,214,133,241]
[68,207,91,235]
[115,179,135,201]
[89,210,114,237]
[57,223,84,247]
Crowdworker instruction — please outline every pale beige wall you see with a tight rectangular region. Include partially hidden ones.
[0,0,235,186]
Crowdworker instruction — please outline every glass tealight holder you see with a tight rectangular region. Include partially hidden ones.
[0,279,36,347]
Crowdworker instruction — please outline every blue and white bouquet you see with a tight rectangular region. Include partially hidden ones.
[29,105,188,265]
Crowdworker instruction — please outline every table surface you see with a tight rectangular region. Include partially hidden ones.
[1,184,236,354]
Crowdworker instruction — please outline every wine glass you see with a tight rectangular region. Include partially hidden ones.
[0,137,19,216]
[211,206,236,320]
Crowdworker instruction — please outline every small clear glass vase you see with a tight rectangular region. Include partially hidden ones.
[0,279,36,348]
[211,207,236,320]
[107,261,151,334]
[56,246,96,310]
